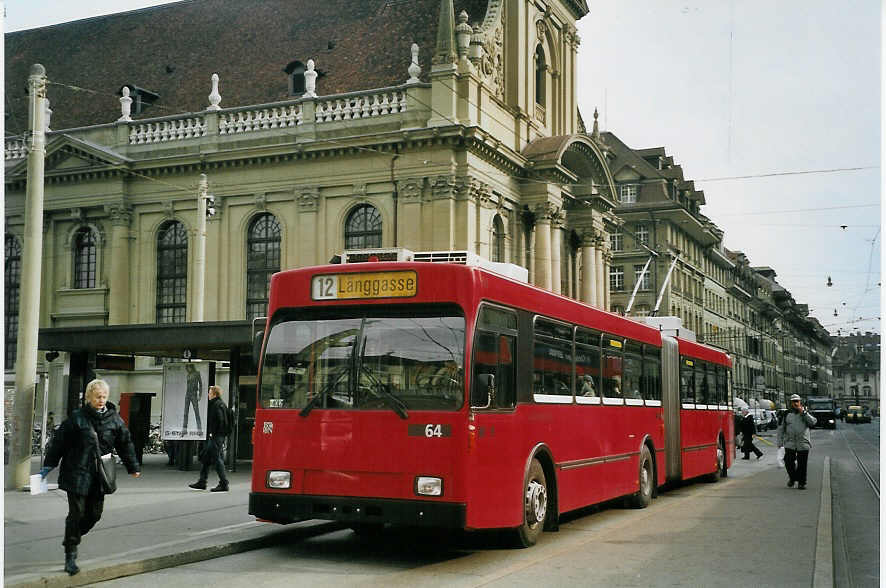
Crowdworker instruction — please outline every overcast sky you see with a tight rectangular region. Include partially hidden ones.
[5,0,882,337]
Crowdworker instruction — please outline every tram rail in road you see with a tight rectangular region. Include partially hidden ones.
[840,428,879,498]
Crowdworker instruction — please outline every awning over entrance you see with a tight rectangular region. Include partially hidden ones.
[38,320,254,361]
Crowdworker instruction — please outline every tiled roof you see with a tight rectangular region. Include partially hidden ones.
[5,0,490,135]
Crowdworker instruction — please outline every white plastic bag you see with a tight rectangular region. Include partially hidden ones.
[29,473,48,495]
[776,446,785,468]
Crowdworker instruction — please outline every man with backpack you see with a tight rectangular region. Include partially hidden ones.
[188,385,232,492]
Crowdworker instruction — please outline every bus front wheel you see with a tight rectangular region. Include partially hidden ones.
[515,458,547,547]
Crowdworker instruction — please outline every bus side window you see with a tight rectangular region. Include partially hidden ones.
[602,336,624,403]
[680,359,695,406]
[704,363,716,407]
[643,345,662,404]
[472,331,516,409]
[623,341,643,401]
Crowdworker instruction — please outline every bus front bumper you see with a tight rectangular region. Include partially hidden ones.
[249,492,466,528]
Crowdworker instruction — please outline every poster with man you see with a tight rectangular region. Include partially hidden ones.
[161,362,210,441]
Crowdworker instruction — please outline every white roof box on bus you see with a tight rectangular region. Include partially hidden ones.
[413,250,529,283]
[640,316,697,342]
[341,248,415,263]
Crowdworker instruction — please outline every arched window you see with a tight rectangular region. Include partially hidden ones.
[535,46,546,107]
[5,235,22,367]
[345,204,382,249]
[73,227,97,289]
[246,213,281,320]
[156,221,188,324]
[491,214,505,262]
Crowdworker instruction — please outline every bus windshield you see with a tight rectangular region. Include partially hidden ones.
[807,400,834,411]
[260,307,465,413]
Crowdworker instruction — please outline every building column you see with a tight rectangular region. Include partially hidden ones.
[550,211,563,295]
[107,205,132,324]
[594,239,605,309]
[603,249,613,311]
[533,204,553,291]
[580,231,596,305]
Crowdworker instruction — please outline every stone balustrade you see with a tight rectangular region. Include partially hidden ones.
[315,89,408,122]
[129,117,207,144]
[5,138,28,159]
[218,104,302,135]
[4,83,426,159]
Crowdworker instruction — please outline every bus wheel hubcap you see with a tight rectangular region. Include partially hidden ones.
[526,480,546,526]
[640,464,650,495]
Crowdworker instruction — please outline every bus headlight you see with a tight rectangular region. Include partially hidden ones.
[415,476,442,496]
[267,470,291,489]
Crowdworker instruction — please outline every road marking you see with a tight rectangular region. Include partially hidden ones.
[813,456,833,588]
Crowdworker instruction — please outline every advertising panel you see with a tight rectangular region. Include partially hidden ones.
[161,362,209,441]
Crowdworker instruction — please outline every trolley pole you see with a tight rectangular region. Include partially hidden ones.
[9,65,48,490]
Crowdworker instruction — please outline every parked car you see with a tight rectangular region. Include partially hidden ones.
[846,405,872,424]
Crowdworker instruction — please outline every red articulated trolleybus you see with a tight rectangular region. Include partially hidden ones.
[249,249,733,546]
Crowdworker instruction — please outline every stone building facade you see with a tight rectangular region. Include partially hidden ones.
[4,0,837,426]
[833,332,880,413]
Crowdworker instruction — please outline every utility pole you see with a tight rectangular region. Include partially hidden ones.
[9,65,48,490]
[193,174,208,322]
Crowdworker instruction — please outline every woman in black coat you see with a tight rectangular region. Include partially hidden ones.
[739,407,763,460]
[42,379,141,575]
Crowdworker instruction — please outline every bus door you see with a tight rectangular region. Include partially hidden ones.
[466,305,521,530]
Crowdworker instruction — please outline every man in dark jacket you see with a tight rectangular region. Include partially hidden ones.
[42,379,141,575]
[739,407,763,460]
[189,385,230,492]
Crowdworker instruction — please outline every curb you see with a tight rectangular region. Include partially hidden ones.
[813,456,833,588]
[6,520,345,588]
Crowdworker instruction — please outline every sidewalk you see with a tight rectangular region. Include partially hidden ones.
[4,453,341,587]
[4,438,831,587]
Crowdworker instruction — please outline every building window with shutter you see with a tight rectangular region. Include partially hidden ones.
[156,221,188,324]
[610,266,624,291]
[246,213,281,321]
[345,204,382,249]
[73,227,97,289]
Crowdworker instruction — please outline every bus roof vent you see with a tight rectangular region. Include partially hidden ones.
[640,316,697,342]
[341,248,414,263]
[413,250,529,283]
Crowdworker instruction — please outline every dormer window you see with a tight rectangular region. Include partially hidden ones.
[119,85,159,116]
[619,184,638,204]
[285,60,306,96]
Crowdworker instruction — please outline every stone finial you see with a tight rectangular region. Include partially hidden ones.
[455,11,472,60]
[207,73,221,111]
[432,0,457,65]
[118,87,133,122]
[303,60,318,98]
[592,107,600,140]
[44,98,52,131]
[407,43,422,84]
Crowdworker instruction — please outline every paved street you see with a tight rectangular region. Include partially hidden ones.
[5,422,878,588]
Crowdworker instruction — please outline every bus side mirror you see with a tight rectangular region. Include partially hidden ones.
[472,373,495,409]
[252,331,264,366]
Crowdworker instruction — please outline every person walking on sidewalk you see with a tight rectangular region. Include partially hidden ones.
[40,379,141,575]
[189,385,231,492]
[739,407,763,460]
[777,393,817,490]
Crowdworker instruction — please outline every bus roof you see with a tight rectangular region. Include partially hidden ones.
[269,261,665,347]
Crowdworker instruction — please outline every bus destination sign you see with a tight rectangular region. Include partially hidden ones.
[312,271,418,300]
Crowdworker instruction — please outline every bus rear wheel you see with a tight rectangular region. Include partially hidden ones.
[629,446,653,508]
[705,438,726,482]
[515,458,547,547]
